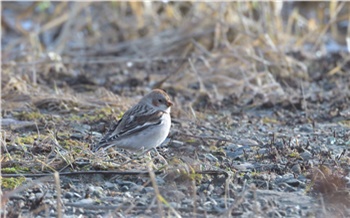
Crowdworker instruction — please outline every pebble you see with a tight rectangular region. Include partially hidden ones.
[170,140,184,148]
[120,185,129,192]
[204,153,218,162]
[65,192,74,199]
[226,147,246,160]
[156,177,165,185]
[291,164,301,174]
[169,202,181,208]
[115,180,136,186]
[268,210,283,217]
[300,151,312,160]
[285,178,301,187]
[73,198,95,205]
[166,190,186,201]
[275,141,284,149]
[32,186,43,193]
[258,148,268,155]
[236,138,259,146]
[299,124,313,132]
[35,193,45,199]
[182,199,193,206]
[88,186,104,197]
[136,198,148,206]
[142,187,154,193]
[129,184,144,192]
[226,144,241,150]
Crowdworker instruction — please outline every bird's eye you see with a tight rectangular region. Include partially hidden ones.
[158,99,163,103]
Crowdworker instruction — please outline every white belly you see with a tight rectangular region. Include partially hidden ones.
[117,113,171,151]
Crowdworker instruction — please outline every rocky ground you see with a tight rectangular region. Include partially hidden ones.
[1,2,350,218]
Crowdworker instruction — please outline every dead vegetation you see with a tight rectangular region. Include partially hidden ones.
[2,1,350,217]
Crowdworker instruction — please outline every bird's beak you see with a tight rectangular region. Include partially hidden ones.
[167,100,173,107]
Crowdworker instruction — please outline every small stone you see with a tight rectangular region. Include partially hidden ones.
[124,192,133,198]
[156,177,165,185]
[130,185,144,192]
[207,184,214,195]
[299,124,313,132]
[237,139,259,146]
[166,190,186,201]
[258,148,268,155]
[204,153,218,162]
[74,198,95,205]
[64,192,75,199]
[226,147,245,160]
[170,140,184,148]
[300,151,312,160]
[104,182,117,190]
[28,193,36,201]
[115,180,136,186]
[275,141,284,149]
[226,144,241,150]
[328,137,337,145]
[291,164,301,174]
[285,178,301,187]
[136,198,148,206]
[88,186,104,197]
[143,187,154,193]
[268,210,282,217]
[182,199,193,206]
[169,202,181,208]
[32,187,42,193]
[121,185,129,192]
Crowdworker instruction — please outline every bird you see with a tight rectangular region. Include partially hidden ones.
[92,89,173,153]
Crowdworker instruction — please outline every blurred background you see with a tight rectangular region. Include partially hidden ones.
[2,2,350,102]
[2,2,350,217]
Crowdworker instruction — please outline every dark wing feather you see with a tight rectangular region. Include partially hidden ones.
[93,104,164,151]
[97,119,123,144]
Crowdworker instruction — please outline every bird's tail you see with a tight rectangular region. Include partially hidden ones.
[91,141,106,152]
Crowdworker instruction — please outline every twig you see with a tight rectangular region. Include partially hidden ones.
[1,170,158,178]
[152,55,189,89]
[54,172,63,218]
[2,56,191,67]
[312,1,345,52]
[1,169,229,180]
[64,203,235,215]
[39,3,69,33]
[189,58,206,93]
[192,179,197,218]
[53,2,91,54]
[147,161,164,218]
[224,179,248,216]
[224,173,232,209]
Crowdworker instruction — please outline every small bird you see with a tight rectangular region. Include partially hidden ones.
[93,89,173,153]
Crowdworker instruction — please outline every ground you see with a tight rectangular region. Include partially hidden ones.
[1,2,350,217]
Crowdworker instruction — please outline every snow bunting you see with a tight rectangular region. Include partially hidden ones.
[93,89,173,152]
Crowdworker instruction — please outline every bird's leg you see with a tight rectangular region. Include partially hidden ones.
[119,148,151,166]
[152,148,168,166]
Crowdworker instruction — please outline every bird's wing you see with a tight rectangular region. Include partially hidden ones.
[97,119,122,144]
[94,104,164,150]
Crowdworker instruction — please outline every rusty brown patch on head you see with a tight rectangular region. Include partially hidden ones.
[149,89,173,107]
